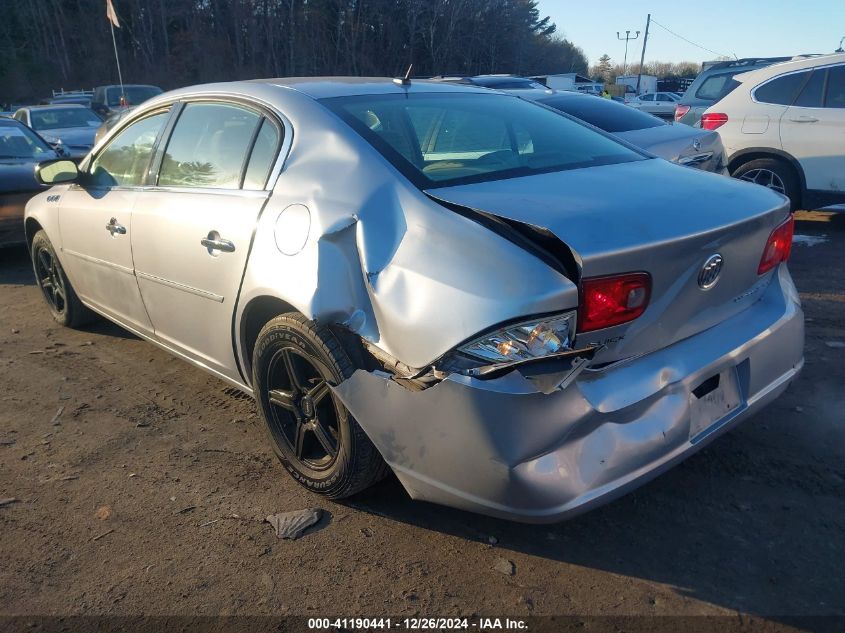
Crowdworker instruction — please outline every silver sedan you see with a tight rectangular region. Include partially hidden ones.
[24,78,804,523]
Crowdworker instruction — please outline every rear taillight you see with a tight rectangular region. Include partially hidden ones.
[701,112,728,130]
[758,215,794,275]
[578,273,652,333]
[674,104,690,121]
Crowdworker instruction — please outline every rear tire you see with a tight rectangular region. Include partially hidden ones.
[30,230,96,328]
[732,158,800,211]
[252,312,388,499]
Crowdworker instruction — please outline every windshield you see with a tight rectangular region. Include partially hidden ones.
[30,108,101,130]
[537,95,664,133]
[323,92,643,188]
[106,86,163,106]
[0,122,55,159]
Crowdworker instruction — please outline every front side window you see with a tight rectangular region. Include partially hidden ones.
[825,65,845,108]
[158,103,261,189]
[754,71,810,106]
[324,92,642,188]
[640,94,654,102]
[89,111,169,187]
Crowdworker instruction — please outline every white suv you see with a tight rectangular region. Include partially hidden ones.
[702,53,845,210]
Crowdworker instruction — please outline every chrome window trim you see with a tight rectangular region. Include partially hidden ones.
[85,94,293,194]
[750,62,844,107]
[137,185,270,199]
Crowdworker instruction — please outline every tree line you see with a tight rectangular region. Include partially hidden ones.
[0,0,589,102]
[590,54,704,84]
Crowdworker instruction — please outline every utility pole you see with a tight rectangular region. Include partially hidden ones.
[636,14,651,95]
[617,30,640,76]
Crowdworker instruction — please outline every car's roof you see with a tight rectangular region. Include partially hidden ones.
[20,104,90,111]
[248,77,490,99]
[734,52,845,84]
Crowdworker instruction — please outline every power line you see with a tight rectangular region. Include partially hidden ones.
[649,17,734,59]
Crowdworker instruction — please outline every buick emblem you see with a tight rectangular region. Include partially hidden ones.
[692,138,701,151]
[698,254,723,289]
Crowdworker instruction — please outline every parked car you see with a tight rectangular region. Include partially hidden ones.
[704,52,845,210]
[627,91,681,118]
[25,79,803,523]
[91,84,163,117]
[12,105,102,159]
[0,118,57,245]
[675,57,793,126]
[528,91,727,173]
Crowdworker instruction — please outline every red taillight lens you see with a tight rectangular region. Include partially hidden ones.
[674,104,690,121]
[578,273,652,333]
[758,215,794,275]
[701,112,728,130]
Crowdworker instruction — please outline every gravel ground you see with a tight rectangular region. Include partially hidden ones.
[0,211,843,630]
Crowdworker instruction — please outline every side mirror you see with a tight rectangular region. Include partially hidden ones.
[35,159,79,185]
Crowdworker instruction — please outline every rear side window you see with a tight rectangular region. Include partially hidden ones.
[89,111,169,187]
[695,73,740,100]
[794,70,825,108]
[754,71,810,105]
[825,65,845,108]
[158,103,261,189]
[243,119,281,189]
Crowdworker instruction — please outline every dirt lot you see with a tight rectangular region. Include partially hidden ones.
[1,211,843,629]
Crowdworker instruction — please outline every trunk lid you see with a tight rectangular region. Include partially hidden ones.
[426,158,790,363]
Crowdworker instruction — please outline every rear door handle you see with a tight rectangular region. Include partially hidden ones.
[200,236,235,253]
[789,116,818,123]
[105,217,126,236]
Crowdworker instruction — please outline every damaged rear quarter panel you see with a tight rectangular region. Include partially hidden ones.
[236,87,578,373]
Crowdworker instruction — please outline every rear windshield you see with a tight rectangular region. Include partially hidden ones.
[537,95,664,132]
[695,73,741,101]
[471,77,547,90]
[322,93,643,188]
[30,108,102,130]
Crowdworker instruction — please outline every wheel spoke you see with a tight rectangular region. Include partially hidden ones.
[306,379,330,405]
[294,422,308,459]
[281,349,305,392]
[269,388,297,412]
[311,419,337,457]
[38,250,51,273]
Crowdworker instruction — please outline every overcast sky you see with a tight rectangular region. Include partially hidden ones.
[538,0,845,66]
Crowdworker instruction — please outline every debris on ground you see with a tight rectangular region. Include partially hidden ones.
[92,528,114,542]
[493,557,515,576]
[95,505,112,520]
[0,439,16,446]
[266,508,323,539]
[488,536,499,545]
[176,506,196,515]
[0,498,19,508]
[49,406,65,426]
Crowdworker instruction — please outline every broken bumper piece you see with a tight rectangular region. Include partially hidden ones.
[332,267,804,523]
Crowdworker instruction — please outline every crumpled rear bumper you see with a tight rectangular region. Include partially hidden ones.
[333,266,804,523]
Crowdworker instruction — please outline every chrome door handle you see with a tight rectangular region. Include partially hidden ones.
[789,116,818,123]
[200,237,235,253]
[105,217,126,236]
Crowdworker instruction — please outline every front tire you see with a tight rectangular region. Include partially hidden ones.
[732,158,800,211]
[30,230,96,328]
[252,313,388,499]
